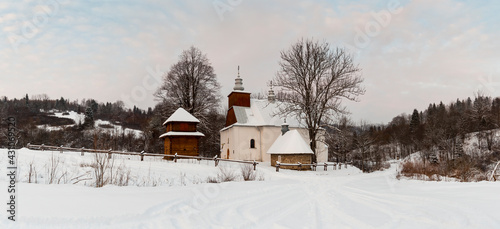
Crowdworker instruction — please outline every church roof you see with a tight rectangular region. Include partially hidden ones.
[266,130,314,155]
[163,108,200,125]
[223,99,305,130]
[159,131,205,138]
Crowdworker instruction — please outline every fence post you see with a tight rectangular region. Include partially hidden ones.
[489,161,500,181]
[174,153,178,163]
[60,145,63,154]
[41,144,45,151]
[140,150,145,161]
[345,163,347,169]
[338,163,341,170]
[253,160,257,170]
[312,162,316,171]
[298,162,302,171]
[108,149,112,159]
[324,162,327,171]
[276,162,280,172]
[81,147,85,156]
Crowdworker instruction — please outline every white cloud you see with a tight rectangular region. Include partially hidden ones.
[1,0,499,123]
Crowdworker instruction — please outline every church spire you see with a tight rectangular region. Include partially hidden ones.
[233,65,244,91]
[268,80,276,102]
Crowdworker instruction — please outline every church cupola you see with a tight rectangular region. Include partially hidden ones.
[233,67,244,91]
[227,66,251,109]
[268,80,276,102]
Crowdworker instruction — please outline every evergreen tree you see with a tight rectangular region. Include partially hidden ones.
[84,107,94,128]
[409,109,420,134]
[59,97,67,110]
[25,94,29,107]
[90,99,98,114]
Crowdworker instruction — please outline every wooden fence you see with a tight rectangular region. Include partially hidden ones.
[275,162,348,172]
[490,161,500,181]
[26,143,259,170]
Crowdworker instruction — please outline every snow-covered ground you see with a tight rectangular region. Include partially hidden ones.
[35,111,85,131]
[0,148,499,228]
[94,119,143,138]
[36,111,143,137]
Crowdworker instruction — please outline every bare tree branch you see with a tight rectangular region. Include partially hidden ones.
[154,46,222,129]
[274,38,365,162]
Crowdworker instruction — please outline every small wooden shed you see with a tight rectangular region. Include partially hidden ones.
[266,124,314,170]
[159,108,204,157]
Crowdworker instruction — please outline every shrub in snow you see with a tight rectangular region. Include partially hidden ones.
[47,153,61,184]
[217,166,239,182]
[206,166,239,183]
[27,160,37,184]
[113,164,131,186]
[399,152,497,182]
[240,164,256,181]
[206,176,219,183]
[92,153,110,187]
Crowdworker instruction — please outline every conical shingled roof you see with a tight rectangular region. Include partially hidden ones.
[267,130,314,155]
[163,108,200,125]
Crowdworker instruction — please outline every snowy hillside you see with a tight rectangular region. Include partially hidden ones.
[94,119,144,138]
[463,128,500,154]
[1,148,499,228]
[36,111,143,137]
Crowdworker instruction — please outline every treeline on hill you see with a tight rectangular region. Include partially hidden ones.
[0,94,224,157]
[328,94,500,181]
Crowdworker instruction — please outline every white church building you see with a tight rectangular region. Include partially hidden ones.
[220,71,328,163]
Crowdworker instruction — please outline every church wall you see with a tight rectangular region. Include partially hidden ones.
[220,125,329,163]
[259,127,281,162]
[222,126,262,161]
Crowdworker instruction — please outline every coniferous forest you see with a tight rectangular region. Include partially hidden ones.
[0,94,224,157]
[328,94,500,180]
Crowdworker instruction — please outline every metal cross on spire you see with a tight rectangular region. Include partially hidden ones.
[233,65,244,91]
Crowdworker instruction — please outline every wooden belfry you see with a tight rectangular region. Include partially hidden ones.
[159,108,204,157]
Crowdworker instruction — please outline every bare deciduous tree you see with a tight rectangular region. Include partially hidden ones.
[353,121,376,172]
[275,38,365,162]
[154,46,221,127]
[325,115,353,163]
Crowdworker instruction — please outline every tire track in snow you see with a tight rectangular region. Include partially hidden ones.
[301,177,376,228]
[334,170,494,228]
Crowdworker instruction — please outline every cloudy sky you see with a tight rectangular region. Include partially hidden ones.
[1,0,499,124]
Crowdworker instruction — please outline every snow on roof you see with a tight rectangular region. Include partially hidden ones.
[267,130,313,155]
[227,99,305,129]
[159,131,205,138]
[163,108,200,125]
[229,90,252,94]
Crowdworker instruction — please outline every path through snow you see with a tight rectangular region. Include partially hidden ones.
[1,149,499,228]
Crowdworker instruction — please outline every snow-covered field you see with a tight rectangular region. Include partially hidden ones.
[0,148,499,228]
[36,111,143,137]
